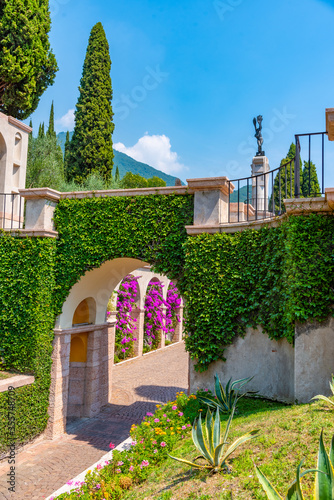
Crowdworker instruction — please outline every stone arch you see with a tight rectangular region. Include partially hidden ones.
[55,257,147,329]
[49,257,149,437]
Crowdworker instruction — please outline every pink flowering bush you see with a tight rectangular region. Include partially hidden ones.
[54,389,210,500]
[143,280,181,352]
[114,275,140,362]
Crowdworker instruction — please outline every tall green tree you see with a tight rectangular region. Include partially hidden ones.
[47,101,56,137]
[67,22,114,183]
[302,160,321,197]
[38,123,45,138]
[64,131,70,181]
[115,165,120,184]
[0,0,58,119]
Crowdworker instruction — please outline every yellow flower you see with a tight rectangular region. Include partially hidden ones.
[171,432,175,435]
[156,404,161,408]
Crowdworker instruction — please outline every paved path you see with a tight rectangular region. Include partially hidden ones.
[0,342,188,500]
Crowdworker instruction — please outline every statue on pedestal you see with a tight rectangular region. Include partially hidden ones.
[253,115,265,156]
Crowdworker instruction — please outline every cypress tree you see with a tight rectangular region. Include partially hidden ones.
[47,101,56,137]
[115,165,120,183]
[0,0,58,119]
[302,161,321,197]
[64,131,70,181]
[67,22,114,183]
[38,123,45,139]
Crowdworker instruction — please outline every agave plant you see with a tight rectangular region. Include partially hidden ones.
[168,404,259,472]
[311,375,334,409]
[198,374,256,413]
[256,430,334,499]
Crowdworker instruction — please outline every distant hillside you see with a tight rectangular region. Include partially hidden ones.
[229,185,252,203]
[57,132,183,187]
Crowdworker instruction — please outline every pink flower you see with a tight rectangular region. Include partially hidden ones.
[152,440,157,444]
[172,405,177,410]
[204,388,209,392]
[182,425,186,430]
[105,460,109,464]
[116,468,121,473]
[109,442,115,449]
[96,464,102,470]
[163,414,167,417]
[140,439,144,444]
[67,481,73,486]
[160,441,167,447]
[117,461,124,466]
[178,412,183,416]
[146,412,154,417]
[154,418,160,423]
[141,460,149,468]
[131,441,137,446]
[96,484,101,489]
[129,465,134,472]
[167,418,170,422]
[154,449,158,453]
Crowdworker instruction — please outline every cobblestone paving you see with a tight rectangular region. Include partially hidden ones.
[0,342,188,500]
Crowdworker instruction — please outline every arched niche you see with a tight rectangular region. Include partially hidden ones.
[72,297,96,326]
[0,133,7,193]
[14,132,22,164]
[69,333,88,362]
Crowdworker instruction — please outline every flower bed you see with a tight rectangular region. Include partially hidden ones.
[53,391,208,499]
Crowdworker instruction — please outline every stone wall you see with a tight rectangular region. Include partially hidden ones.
[189,317,334,404]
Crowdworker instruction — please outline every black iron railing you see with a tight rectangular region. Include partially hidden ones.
[228,131,328,224]
[0,193,23,229]
[295,132,327,197]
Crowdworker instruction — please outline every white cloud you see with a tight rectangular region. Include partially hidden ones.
[114,134,187,175]
[55,109,75,132]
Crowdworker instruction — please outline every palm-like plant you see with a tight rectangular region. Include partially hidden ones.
[256,430,334,499]
[198,374,256,413]
[168,405,259,472]
[311,375,334,409]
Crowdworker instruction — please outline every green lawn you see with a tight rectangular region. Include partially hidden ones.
[123,397,334,499]
[0,370,17,380]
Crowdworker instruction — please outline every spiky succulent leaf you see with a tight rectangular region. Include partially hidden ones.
[205,407,214,455]
[285,461,306,499]
[213,408,221,450]
[329,375,334,395]
[314,430,334,500]
[167,454,211,469]
[311,395,334,408]
[255,466,283,499]
[194,413,212,463]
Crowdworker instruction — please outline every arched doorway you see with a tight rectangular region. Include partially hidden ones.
[47,257,188,439]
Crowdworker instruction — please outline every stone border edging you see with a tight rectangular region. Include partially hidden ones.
[45,437,133,500]
[0,374,34,393]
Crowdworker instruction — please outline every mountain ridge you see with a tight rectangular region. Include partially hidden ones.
[57,132,184,186]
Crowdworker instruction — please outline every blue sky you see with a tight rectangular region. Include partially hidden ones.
[28,0,334,184]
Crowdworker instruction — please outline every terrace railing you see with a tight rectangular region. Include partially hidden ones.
[0,193,24,229]
[228,131,328,224]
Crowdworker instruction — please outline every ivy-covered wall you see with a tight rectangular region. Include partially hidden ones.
[0,194,194,452]
[0,192,333,450]
[0,234,56,450]
[184,213,334,371]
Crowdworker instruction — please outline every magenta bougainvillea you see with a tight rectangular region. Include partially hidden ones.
[110,276,182,361]
[114,275,140,361]
[144,280,181,351]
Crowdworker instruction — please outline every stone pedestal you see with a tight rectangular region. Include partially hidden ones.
[251,156,270,214]
[20,188,60,235]
[187,177,235,226]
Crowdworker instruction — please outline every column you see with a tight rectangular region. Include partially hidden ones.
[46,331,71,439]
